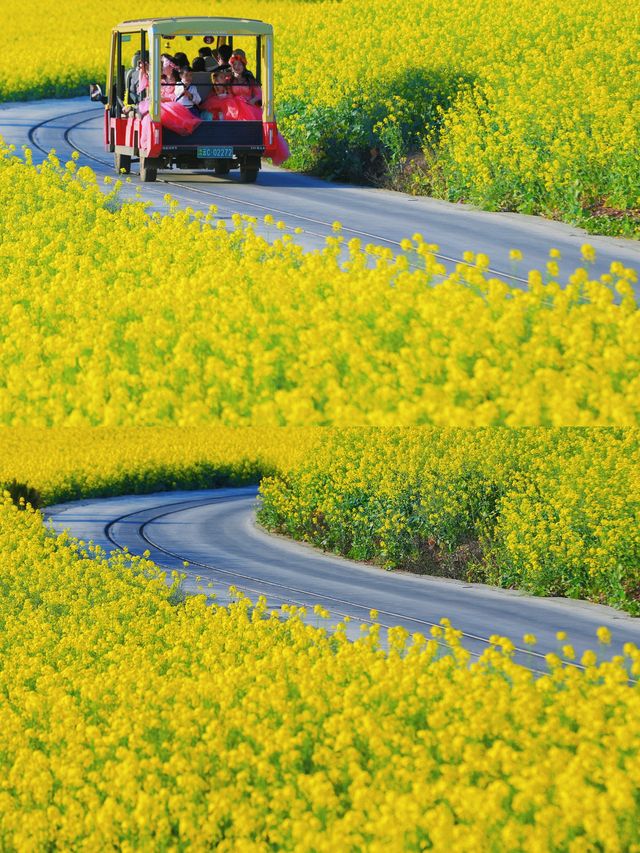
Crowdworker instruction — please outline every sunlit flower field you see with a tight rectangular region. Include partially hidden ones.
[259,428,640,613]
[1,145,638,427]
[1,0,639,232]
[2,427,639,612]
[2,494,640,850]
[1,1,639,836]
[0,427,313,506]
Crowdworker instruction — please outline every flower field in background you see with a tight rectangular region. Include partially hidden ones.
[2,0,639,233]
[2,427,639,612]
[258,428,640,613]
[2,495,640,850]
[0,427,312,507]
[2,0,640,842]
[1,147,638,427]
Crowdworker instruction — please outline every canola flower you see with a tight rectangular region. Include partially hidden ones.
[0,427,316,506]
[2,494,640,850]
[1,0,639,232]
[0,146,639,427]
[2,427,640,613]
[258,428,640,613]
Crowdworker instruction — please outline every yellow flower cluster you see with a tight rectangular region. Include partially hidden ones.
[0,426,314,506]
[2,427,639,612]
[0,148,638,427]
[259,428,640,612]
[2,0,638,226]
[2,495,640,850]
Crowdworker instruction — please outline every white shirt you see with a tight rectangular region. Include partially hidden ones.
[174,84,202,106]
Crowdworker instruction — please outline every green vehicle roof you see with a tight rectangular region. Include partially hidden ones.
[116,17,273,36]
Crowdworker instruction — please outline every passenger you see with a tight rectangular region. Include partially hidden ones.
[198,46,217,72]
[161,66,180,102]
[233,50,259,89]
[217,44,233,66]
[124,51,150,115]
[191,57,214,104]
[161,54,175,97]
[213,64,233,88]
[228,53,262,106]
[173,52,189,70]
[200,65,232,119]
[174,68,202,114]
[136,59,149,100]
[231,50,257,82]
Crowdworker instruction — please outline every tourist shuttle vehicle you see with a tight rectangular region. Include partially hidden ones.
[90,17,280,182]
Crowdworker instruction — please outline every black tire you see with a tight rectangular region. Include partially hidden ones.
[114,152,131,175]
[139,156,158,183]
[239,166,259,184]
[214,159,231,176]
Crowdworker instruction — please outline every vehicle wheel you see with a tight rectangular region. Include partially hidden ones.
[139,156,158,183]
[239,166,259,184]
[214,159,231,176]
[114,152,131,175]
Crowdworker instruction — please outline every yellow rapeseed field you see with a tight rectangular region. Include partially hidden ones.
[2,1,639,841]
[0,427,313,505]
[2,0,639,230]
[1,147,638,427]
[2,427,639,611]
[2,495,640,850]
[259,428,640,612]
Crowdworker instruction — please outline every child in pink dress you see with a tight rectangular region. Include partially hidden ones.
[200,65,233,119]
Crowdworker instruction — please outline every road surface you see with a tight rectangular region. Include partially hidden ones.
[46,488,640,675]
[1,96,639,285]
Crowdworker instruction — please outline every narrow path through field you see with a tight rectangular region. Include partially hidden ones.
[2,97,639,286]
[46,488,640,675]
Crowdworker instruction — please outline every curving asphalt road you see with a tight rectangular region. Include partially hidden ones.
[45,488,640,675]
[9,100,640,672]
[1,96,639,285]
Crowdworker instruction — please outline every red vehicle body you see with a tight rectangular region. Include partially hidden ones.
[94,17,282,183]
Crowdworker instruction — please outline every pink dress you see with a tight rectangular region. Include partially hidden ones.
[200,89,233,119]
[227,80,263,120]
[160,102,202,135]
[268,132,291,167]
[226,83,290,165]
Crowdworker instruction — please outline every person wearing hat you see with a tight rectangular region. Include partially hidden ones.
[228,52,261,106]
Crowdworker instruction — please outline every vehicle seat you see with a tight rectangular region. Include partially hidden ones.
[191,71,213,105]
[125,68,140,104]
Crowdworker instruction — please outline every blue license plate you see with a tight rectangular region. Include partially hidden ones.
[197,146,233,158]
